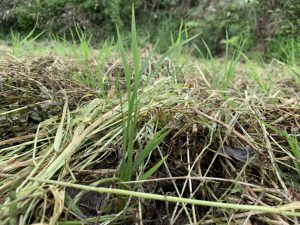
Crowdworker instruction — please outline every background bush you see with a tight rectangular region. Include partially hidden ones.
[0,0,299,58]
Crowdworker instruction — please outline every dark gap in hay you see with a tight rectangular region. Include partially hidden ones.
[132,106,298,223]
[1,55,300,224]
[66,185,111,218]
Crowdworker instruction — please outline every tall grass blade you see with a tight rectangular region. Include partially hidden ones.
[134,155,168,189]
[134,129,170,169]
[117,7,140,181]
[222,33,245,91]
[53,101,68,152]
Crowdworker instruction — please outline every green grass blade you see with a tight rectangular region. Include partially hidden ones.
[134,129,170,169]
[117,14,137,180]
[133,155,168,190]
[117,28,131,97]
[129,5,141,171]
[138,155,168,182]
[263,122,300,178]
[156,34,200,67]
[176,20,183,45]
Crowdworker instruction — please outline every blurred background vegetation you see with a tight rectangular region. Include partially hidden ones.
[0,0,299,61]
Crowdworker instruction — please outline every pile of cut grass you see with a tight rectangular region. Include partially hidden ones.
[0,53,98,146]
[0,17,300,224]
[0,48,300,224]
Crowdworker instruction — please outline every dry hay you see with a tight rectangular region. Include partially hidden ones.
[0,54,98,145]
[0,54,300,224]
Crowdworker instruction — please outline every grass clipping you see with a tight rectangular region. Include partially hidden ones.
[0,54,97,146]
[0,53,300,224]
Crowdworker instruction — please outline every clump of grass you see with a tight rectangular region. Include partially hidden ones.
[170,20,190,57]
[117,7,199,183]
[117,7,171,183]
[10,28,44,57]
[194,33,245,91]
[280,38,299,66]
[70,24,92,65]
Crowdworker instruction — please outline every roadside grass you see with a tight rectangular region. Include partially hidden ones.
[0,22,300,225]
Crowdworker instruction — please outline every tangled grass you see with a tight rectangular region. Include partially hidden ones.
[0,34,300,225]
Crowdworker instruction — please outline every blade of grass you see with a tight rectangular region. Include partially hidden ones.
[116,25,135,181]
[134,129,170,169]
[263,121,300,179]
[16,176,300,217]
[222,33,245,91]
[193,39,217,87]
[11,28,45,57]
[134,155,168,190]
[128,5,141,180]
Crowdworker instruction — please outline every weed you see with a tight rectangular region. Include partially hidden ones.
[194,33,245,91]
[117,6,169,182]
[117,7,198,183]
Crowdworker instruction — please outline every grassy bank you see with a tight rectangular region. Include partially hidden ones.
[0,13,300,224]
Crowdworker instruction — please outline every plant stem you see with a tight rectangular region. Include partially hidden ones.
[19,176,300,217]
